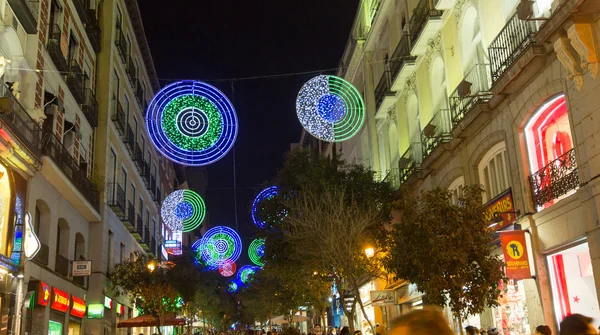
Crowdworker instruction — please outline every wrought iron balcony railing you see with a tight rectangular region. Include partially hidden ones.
[529,149,579,209]
[409,0,443,47]
[0,83,41,157]
[66,60,85,105]
[55,254,70,277]
[73,0,89,24]
[383,167,400,189]
[375,70,393,111]
[111,96,126,135]
[47,25,68,73]
[8,0,39,33]
[421,108,452,159]
[82,88,98,127]
[122,200,135,229]
[123,124,135,154]
[41,130,100,211]
[134,214,143,240]
[389,33,416,80]
[489,12,538,84]
[86,10,102,53]
[126,56,136,86]
[449,63,492,128]
[107,182,126,217]
[399,144,423,184]
[115,26,128,63]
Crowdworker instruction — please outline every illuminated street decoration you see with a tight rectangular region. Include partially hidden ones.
[146,80,238,166]
[227,280,239,293]
[296,75,365,142]
[218,260,237,277]
[197,226,242,269]
[251,186,279,229]
[237,265,260,284]
[161,190,206,232]
[248,238,265,267]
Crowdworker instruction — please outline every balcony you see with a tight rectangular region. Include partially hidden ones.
[399,144,423,184]
[111,96,126,135]
[390,34,417,91]
[421,108,452,160]
[47,25,68,73]
[449,63,492,136]
[135,81,144,107]
[0,83,42,157]
[409,0,443,55]
[134,143,144,169]
[529,149,579,210]
[81,88,98,127]
[107,182,126,217]
[374,70,395,116]
[123,124,135,154]
[73,0,89,23]
[383,167,400,189]
[32,243,49,266]
[8,0,39,33]
[126,57,136,86]
[122,200,135,230]
[86,10,102,53]
[41,130,100,219]
[55,254,70,277]
[115,26,128,63]
[489,13,538,85]
[66,61,85,105]
[434,0,457,10]
[134,215,143,241]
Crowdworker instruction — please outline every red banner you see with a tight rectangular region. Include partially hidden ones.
[37,282,50,306]
[500,230,531,280]
[70,296,86,318]
[51,287,70,313]
[484,189,516,231]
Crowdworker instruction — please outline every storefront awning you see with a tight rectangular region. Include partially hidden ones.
[116,314,186,328]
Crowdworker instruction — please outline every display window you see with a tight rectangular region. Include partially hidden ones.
[547,243,600,327]
[68,320,81,335]
[494,280,529,335]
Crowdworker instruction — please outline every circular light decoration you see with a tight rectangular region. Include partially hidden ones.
[296,75,365,142]
[248,239,265,267]
[237,265,260,285]
[227,280,240,293]
[146,80,238,166]
[197,226,242,269]
[218,260,237,277]
[161,190,206,232]
[251,186,279,229]
[191,239,202,252]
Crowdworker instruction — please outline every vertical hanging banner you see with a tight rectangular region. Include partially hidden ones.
[500,230,531,279]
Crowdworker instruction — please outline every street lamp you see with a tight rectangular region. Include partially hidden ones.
[147,261,156,272]
[364,247,375,258]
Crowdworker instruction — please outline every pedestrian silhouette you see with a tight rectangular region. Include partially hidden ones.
[510,243,520,256]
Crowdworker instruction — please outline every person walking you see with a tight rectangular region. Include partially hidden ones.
[560,314,597,335]
[535,325,551,335]
[388,307,454,335]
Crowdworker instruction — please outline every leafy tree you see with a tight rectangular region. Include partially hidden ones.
[384,186,504,335]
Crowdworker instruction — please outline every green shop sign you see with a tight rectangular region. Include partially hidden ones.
[87,304,104,319]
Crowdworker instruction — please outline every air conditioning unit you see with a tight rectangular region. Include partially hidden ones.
[457,80,473,99]
[517,0,535,20]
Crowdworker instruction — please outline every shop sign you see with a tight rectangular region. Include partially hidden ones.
[71,296,86,318]
[484,189,516,231]
[164,240,182,255]
[48,320,62,335]
[24,212,41,259]
[87,304,104,319]
[500,230,531,280]
[397,283,422,304]
[370,290,396,306]
[37,281,50,306]
[72,260,92,276]
[116,303,124,315]
[104,296,112,309]
[51,287,70,312]
[161,245,169,260]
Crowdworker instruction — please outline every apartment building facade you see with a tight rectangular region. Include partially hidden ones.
[337,0,600,333]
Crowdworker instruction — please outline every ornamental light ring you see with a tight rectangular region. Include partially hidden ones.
[227,279,240,293]
[248,238,265,267]
[219,260,237,277]
[251,186,279,229]
[146,80,238,166]
[198,226,242,269]
[161,190,206,232]
[296,75,365,142]
[237,265,260,285]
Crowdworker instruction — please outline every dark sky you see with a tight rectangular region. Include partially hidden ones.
[139,1,359,247]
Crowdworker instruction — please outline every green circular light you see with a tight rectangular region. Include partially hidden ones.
[182,190,206,232]
[248,239,265,267]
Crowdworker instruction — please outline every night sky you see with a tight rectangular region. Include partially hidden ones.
[139,1,359,245]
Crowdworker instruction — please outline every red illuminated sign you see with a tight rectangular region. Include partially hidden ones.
[484,188,516,231]
[51,287,70,313]
[70,296,86,318]
[37,282,50,306]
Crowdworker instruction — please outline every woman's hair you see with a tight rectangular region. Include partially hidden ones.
[340,327,350,335]
[536,325,551,335]
[389,307,454,335]
[560,314,593,335]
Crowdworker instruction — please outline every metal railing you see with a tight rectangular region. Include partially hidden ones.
[383,167,400,189]
[115,26,128,63]
[529,149,579,209]
[55,254,70,277]
[82,88,98,127]
[111,96,126,134]
[375,70,393,111]
[0,83,41,157]
[66,60,85,104]
[126,57,136,86]
[86,10,101,53]
[421,108,452,159]
[123,124,135,154]
[134,143,144,169]
[8,0,40,33]
[107,182,126,216]
[123,200,135,229]
[47,25,68,72]
[449,63,492,128]
[33,243,49,265]
[41,130,100,211]
[489,12,538,84]
[409,0,443,46]
[399,144,423,183]
[389,34,416,81]
[73,0,89,23]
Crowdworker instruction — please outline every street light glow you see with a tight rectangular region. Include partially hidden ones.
[364,247,375,258]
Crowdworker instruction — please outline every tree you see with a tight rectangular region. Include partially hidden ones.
[384,186,504,335]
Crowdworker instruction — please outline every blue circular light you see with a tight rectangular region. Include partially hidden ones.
[174,202,193,220]
[318,94,346,123]
[252,186,279,229]
[256,244,265,258]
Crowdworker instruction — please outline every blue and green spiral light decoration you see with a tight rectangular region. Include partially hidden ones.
[237,265,260,285]
[251,186,279,229]
[197,226,242,270]
[146,80,238,166]
[161,190,206,232]
[248,238,265,267]
[296,75,365,142]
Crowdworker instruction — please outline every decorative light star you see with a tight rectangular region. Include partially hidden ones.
[237,265,260,285]
[296,75,365,142]
[161,190,206,232]
[248,238,265,267]
[146,80,238,166]
[196,226,242,270]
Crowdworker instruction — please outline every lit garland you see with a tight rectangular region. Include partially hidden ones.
[296,75,365,142]
[161,190,206,232]
[237,265,260,285]
[251,186,279,229]
[248,238,265,267]
[146,80,238,166]
[197,226,242,270]
[219,260,237,277]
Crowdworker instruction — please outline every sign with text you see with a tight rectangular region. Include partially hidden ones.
[370,290,396,306]
[500,230,531,280]
[164,240,182,255]
[87,304,104,319]
[70,296,86,318]
[37,281,50,306]
[51,287,69,313]
[72,260,92,276]
[484,188,516,231]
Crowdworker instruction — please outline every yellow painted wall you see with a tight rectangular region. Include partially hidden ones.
[480,0,505,48]
[440,14,464,94]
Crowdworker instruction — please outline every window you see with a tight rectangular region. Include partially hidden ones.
[120,168,127,198]
[141,137,145,153]
[109,149,117,184]
[116,5,122,28]
[501,0,519,20]
[34,207,41,235]
[113,70,120,99]
[126,35,132,59]
[124,95,130,119]
[448,176,464,205]
[130,184,136,207]
[134,59,139,79]
[146,209,150,230]
[67,33,78,65]
[138,198,144,218]
[478,142,509,202]
[107,230,114,272]
[119,243,125,263]
[49,0,61,31]
[133,117,138,139]
[430,56,447,111]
